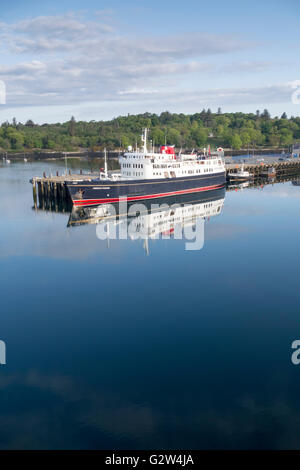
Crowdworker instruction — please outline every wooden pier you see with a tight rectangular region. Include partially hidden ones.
[31,160,300,211]
[31,171,97,212]
[225,159,300,178]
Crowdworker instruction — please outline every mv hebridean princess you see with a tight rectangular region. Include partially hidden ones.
[66,129,226,207]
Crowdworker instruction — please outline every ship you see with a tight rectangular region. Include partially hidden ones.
[66,129,226,207]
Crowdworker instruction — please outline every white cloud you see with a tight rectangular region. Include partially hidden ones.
[0,13,257,110]
[118,88,159,95]
[0,12,294,121]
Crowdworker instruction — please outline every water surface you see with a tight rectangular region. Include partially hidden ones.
[0,161,300,449]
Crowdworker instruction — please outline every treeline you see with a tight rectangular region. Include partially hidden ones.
[1,109,299,153]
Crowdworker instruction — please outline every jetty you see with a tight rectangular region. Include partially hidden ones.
[30,171,96,211]
[225,160,300,177]
[30,160,300,210]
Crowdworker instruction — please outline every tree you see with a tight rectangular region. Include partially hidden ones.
[191,128,207,147]
[261,109,270,120]
[69,116,76,137]
[230,134,242,150]
[42,135,55,149]
[5,127,24,149]
[151,128,165,146]
[281,112,287,119]
[120,135,130,149]
[240,131,251,147]
[279,128,293,146]
[268,132,280,147]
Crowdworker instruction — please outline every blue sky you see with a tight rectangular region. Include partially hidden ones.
[0,0,299,123]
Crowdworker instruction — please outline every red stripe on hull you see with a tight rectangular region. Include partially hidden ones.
[72,183,225,207]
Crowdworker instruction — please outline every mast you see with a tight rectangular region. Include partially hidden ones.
[104,147,108,178]
[141,128,148,153]
[64,152,68,175]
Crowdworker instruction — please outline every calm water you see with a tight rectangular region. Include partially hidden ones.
[1,161,300,449]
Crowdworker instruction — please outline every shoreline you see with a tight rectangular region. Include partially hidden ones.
[0,147,291,161]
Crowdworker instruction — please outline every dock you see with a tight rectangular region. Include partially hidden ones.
[30,171,97,212]
[225,159,300,177]
[31,160,300,210]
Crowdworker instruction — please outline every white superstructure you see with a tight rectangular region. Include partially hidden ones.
[111,129,225,181]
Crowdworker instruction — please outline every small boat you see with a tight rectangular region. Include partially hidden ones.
[3,153,11,164]
[227,165,253,182]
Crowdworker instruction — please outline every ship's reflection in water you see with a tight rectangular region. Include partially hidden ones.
[67,187,226,253]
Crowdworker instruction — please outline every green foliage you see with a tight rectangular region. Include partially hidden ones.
[230,134,243,150]
[0,110,299,153]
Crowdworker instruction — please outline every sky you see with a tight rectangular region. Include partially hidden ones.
[0,0,299,123]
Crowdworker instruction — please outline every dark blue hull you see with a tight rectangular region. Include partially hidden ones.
[67,171,226,207]
[68,187,226,227]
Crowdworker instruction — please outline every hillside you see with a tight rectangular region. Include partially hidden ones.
[1,110,299,153]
